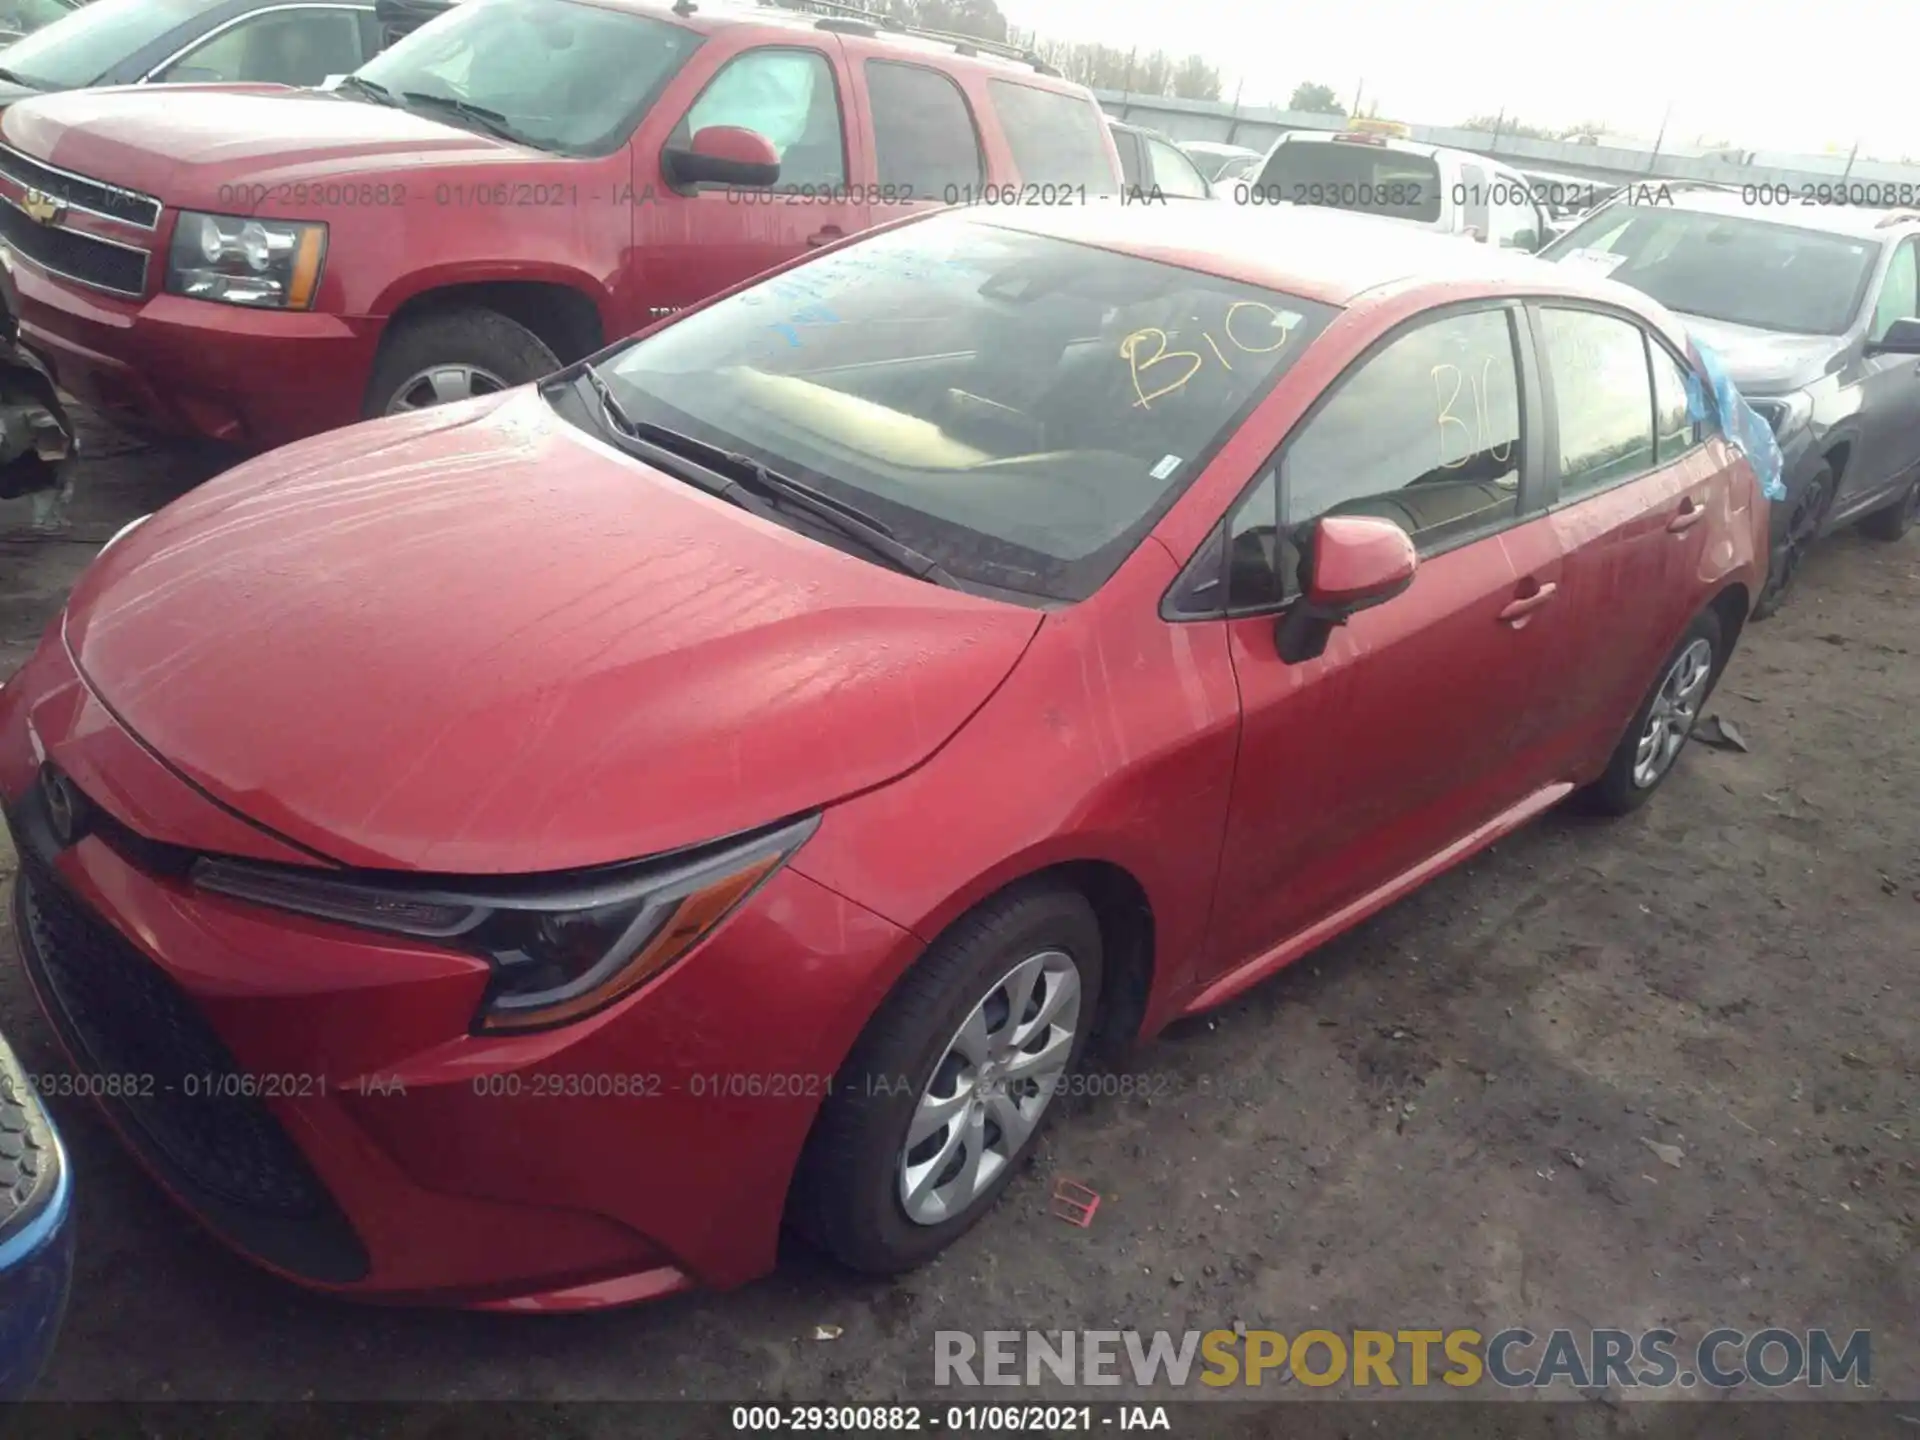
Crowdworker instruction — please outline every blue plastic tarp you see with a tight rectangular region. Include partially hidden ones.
[1682,337,1787,503]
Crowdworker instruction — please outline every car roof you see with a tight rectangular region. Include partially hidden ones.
[590,0,1082,86]
[960,200,1626,307]
[1275,129,1528,171]
[1182,140,1260,157]
[1623,186,1918,240]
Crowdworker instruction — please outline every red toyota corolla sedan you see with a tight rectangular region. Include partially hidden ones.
[0,202,1767,1311]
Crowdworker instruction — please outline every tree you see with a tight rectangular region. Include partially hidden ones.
[1289,82,1345,116]
[1171,53,1221,101]
[883,0,1007,42]
[1461,113,1559,140]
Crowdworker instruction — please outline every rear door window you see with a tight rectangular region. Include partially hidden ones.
[1254,139,1442,223]
[865,59,982,198]
[1540,307,1657,499]
[986,79,1117,194]
[1146,135,1209,198]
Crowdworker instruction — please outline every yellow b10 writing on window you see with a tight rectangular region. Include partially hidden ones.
[1120,302,1299,410]
[1431,358,1514,470]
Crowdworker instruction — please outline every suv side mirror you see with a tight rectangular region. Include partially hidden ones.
[663,126,780,191]
[1506,228,1540,252]
[1867,315,1920,356]
[1275,514,1417,663]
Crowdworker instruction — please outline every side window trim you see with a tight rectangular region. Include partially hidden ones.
[1527,298,1697,508]
[1162,298,1542,622]
[666,44,849,192]
[863,58,984,195]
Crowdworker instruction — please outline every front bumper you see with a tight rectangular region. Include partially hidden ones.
[0,252,376,451]
[0,637,915,1309]
[0,1030,75,1400]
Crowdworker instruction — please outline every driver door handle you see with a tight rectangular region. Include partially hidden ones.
[807,226,844,248]
[1668,497,1707,533]
[1498,581,1558,623]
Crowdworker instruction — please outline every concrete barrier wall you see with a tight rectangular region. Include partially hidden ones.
[1094,91,1920,194]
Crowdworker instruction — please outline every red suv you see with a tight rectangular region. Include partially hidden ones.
[1,203,1765,1310]
[0,0,1120,448]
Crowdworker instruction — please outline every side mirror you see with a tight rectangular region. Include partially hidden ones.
[1507,229,1540,252]
[663,125,780,191]
[1867,315,1920,356]
[1274,514,1417,663]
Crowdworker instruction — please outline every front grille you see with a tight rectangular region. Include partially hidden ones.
[0,195,148,297]
[11,842,369,1283]
[0,144,161,229]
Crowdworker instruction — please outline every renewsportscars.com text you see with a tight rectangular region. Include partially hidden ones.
[934,1327,1871,1390]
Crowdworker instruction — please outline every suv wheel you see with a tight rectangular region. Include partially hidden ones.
[1753,463,1833,619]
[1580,606,1724,816]
[365,309,560,419]
[1859,478,1919,542]
[792,883,1103,1275]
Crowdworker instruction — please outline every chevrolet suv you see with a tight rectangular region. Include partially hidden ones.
[0,0,1122,449]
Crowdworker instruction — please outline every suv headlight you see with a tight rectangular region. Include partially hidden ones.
[191,814,818,1033]
[1748,391,1812,438]
[165,212,327,310]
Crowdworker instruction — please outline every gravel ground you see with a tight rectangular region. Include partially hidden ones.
[1,429,1914,1412]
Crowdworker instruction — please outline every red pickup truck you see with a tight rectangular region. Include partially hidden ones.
[0,0,1122,450]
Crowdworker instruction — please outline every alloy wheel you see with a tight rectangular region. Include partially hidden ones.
[1632,637,1714,789]
[1771,469,1832,604]
[898,949,1082,1226]
[383,363,510,414]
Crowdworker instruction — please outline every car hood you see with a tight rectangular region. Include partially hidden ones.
[0,87,528,204]
[1673,313,1847,394]
[62,389,1042,875]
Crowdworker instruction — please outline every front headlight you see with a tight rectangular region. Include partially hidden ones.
[1748,391,1812,438]
[165,212,327,310]
[190,814,818,1033]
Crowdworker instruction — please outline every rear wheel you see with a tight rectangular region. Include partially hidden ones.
[1859,478,1919,542]
[1580,607,1724,816]
[1753,463,1833,619]
[792,883,1103,1275]
[363,308,560,419]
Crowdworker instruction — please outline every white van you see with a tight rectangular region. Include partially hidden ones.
[1232,124,1554,252]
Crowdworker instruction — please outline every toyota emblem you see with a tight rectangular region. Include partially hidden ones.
[40,768,83,847]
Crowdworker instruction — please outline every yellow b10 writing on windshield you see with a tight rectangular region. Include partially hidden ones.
[1119,302,1300,411]
[1431,359,1514,470]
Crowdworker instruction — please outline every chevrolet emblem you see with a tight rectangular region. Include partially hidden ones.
[20,188,65,225]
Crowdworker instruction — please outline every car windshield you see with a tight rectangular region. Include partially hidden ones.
[590,213,1338,601]
[1250,139,1443,223]
[0,0,207,89]
[1542,206,1878,335]
[0,0,75,41]
[354,0,702,155]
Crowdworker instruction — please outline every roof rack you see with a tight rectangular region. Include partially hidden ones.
[755,0,1059,74]
[1875,209,1920,228]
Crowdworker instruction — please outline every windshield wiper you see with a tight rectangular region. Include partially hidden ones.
[335,74,399,106]
[401,90,530,145]
[576,368,958,588]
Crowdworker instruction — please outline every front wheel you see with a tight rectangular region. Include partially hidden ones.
[1753,463,1833,619]
[363,308,560,419]
[1859,478,1919,542]
[792,884,1104,1275]
[1580,606,1724,816]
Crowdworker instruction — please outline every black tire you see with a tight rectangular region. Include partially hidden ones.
[1579,606,1725,817]
[1753,462,1833,620]
[362,308,560,420]
[1859,477,1919,542]
[792,882,1104,1275]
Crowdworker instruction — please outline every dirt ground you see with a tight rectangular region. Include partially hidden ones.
[1,423,1913,1410]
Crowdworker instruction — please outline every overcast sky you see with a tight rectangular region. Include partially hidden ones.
[999,0,1918,160]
